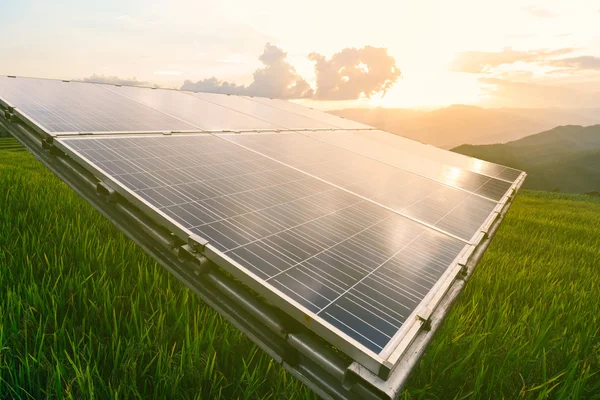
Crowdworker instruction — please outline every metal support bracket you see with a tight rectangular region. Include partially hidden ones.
[41,136,63,156]
[457,264,469,280]
[188,234,209,254]
[178,244,211,275]
[2,109,13,121]
[96,181,118,203]
[2,105,14,121]
[417,307,433,332]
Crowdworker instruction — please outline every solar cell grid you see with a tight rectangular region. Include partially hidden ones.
[0,76,196,133]
[58,133,467,359]
[190,92,336,130]
[221,132,497,242]
[339,129,522,182]
[104,85,280,131]
[303,130,515,199]
[246,96,374,130]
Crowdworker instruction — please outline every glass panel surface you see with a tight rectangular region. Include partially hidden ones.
[191,92,333,130]
[59,134,466,357]
[247,96,373,130]
[303,130,514,199]
[223,132,497,242]
[0,76,196,133]
[107,85,278,131]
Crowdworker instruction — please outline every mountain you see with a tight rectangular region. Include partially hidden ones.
[329,106,600,149]
[452,125,600,194]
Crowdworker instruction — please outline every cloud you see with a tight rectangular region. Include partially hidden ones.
[308,46,401,100]
[547,56,600,70]
[522,6,558,18]
[495,70,535,81]
[450,47,575,73]
[181,43,313,99]
[181,77,247,95]
[479,77,600,108]
[80,74,154,87]
[181,43,400,100]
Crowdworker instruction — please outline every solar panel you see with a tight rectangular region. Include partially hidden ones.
[56,133,468,363]
[0,76,196,133]
[246,96,374,130]
[303,130,514,201]
[0,76,525,391]
[190,92,337,130]
[329,129,522,182]
[221,132,497,242]
[104,85,280,131]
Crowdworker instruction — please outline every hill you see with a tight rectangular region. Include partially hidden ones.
[329,106,600,149]
[1,139,600,398]
[453,125,600,193]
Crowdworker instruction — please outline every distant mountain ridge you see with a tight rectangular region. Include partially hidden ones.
[329,105,600,149]
[452,125,600,194]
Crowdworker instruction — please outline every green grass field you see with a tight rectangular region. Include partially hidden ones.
[1,138,600,399]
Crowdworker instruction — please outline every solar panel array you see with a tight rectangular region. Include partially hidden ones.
[0,76,370,133]
[0,76,523,370]
[0,76,196,132]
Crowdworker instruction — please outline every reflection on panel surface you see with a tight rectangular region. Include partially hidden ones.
[337,129,523,182]
[190,92,334,130]
[303,130,515,200]
[58,134,466,357]
[105,85,278,131]
[222,132,497,242]
[0,77,196,133]
[247,96,374,130]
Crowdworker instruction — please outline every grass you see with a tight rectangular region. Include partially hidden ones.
[1,138,600,399]
[0,137,26,153]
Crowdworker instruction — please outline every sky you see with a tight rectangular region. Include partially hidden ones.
[1,0,600,109]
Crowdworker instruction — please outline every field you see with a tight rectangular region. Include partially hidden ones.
[1,137,600,399]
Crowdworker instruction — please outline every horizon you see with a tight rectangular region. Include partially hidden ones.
[4,74,600,113]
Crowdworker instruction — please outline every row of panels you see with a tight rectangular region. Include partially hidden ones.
[3,75,524,375]
[0,76,370,133]
[0,76,522,189]
[58,134,470,356]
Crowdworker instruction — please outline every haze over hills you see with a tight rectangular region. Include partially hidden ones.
[453,125,600,194]
[329,106,600,149]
